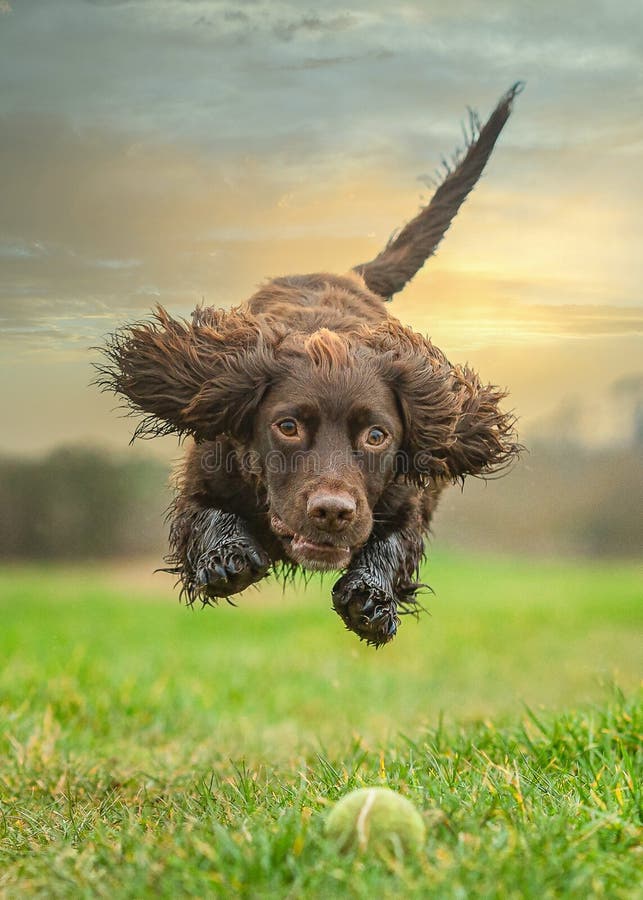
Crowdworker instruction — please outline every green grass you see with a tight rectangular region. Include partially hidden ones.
[0,553,641,897]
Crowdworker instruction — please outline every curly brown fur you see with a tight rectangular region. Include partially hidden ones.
[96,86,523,645]
[165,506,270,605]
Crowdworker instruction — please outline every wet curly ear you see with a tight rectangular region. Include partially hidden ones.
[95,305,284,441]
[361,321,521,485]
[437,365,521,481]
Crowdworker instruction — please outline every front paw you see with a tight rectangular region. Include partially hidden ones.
[332,573,400,648]
[193,538,270,601]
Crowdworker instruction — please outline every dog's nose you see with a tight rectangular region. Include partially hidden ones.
[307,491,356,532]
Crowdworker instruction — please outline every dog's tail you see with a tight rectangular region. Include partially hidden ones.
[353,82,524,299]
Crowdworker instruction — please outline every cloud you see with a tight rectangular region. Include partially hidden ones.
[1,99,641,360]
[274,48,394,71]
[3,0,640,157]
[271,12,357,42]
[1,4,641,345]
[223,10,250,23]
[0,111,288,341]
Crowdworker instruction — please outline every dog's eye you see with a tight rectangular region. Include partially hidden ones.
[365,426,387,447]
[276,419,299,437]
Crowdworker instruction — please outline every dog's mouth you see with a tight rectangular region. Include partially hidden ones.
[270,514,352,571]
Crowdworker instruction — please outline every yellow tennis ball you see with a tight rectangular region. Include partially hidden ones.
[325,787,426,855]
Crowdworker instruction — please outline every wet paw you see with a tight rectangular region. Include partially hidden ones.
[193,539,270,601]
[331,574,400,648]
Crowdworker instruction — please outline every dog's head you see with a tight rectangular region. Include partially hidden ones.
[98,303,519,571]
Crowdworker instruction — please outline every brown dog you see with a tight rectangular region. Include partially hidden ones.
[99,84,523,646]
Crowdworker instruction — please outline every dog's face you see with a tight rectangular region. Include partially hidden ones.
[254,361,403,571]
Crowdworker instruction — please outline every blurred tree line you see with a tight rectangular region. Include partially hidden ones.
[436,443,642,560]
[0,447,170,560]
[0,442,640,561]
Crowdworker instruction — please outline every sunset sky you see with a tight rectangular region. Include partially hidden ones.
[1,0,641,456]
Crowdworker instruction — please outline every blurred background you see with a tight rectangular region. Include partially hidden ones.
[0,2,641,731]
[1,1,642,567]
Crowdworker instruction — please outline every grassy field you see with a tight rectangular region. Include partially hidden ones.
[0,553,641,897]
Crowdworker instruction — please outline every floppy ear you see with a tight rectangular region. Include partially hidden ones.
[363,322,520,485]
[439,364,521,480]
[96,305,283,442]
